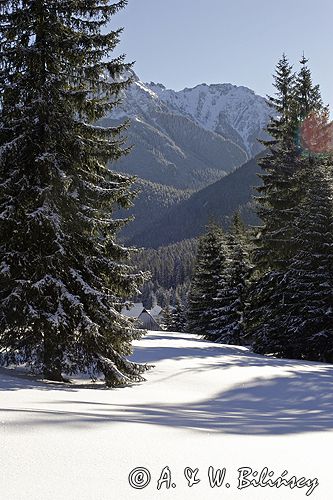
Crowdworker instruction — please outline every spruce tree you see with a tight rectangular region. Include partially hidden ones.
[172,295,187,333]
[296,55,323,125]
[187,222,228,337]
[255,54,299,272]
[0,0,147,386]
[210,213,252,345]
[281,158,333,361]
[245,269,290,355]
[249,55,332,360]
[161,304,175,332]
[251,158,333,361]
[255,55,326,273]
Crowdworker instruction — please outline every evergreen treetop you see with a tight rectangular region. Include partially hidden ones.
[263,53,297,149]
[254,54,326,273]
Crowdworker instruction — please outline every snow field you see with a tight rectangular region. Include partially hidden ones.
[0,331,331,499]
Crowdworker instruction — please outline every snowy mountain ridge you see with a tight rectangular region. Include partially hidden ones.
[113,71,271,157]
[112,71,169,117]
[104,71,249,190]
[146,79,271,156]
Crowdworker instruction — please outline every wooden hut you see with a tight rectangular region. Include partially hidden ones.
[121,302,161,331]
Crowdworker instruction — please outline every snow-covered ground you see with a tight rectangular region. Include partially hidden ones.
[0,331,331,499]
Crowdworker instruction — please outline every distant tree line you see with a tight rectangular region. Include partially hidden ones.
[131,239,197,308]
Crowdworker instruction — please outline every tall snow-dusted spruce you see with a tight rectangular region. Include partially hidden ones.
[254,54,299,272]
[187,222,228,337]
[251,157,333,361]
[0,0,148,386]
[248,54,333,360]
[209,213,252,345]
[283,158,333,361]
[255,55,325,273]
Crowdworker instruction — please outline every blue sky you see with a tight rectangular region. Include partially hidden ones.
[112,0,333,111]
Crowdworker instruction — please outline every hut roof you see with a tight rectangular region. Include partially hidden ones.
[149,305,163,318]
[121,303,145,318]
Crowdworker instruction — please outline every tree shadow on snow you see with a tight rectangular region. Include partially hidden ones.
[0,368,103,392]
[119,368,333,435]
[2,367,333,435]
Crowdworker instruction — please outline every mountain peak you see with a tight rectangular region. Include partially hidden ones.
[111,73,271,157]
[148,81,166,91]
[142,77,270,156]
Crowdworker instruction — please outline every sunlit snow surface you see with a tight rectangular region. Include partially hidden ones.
[0,332,331,499]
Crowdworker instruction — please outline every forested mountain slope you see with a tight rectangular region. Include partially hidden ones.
[118,179,192,242]
[129,155,263,248]
[101,72,271,190]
